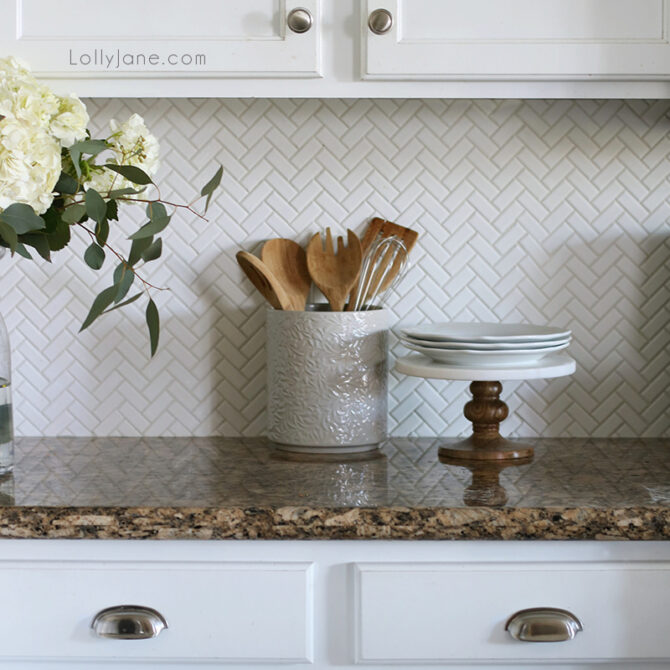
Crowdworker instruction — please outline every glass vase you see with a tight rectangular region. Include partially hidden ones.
[0,251,13,475]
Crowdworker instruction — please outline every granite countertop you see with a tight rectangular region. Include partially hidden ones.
[1,436,669,540]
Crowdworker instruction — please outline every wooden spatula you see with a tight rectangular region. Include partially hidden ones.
[306,228,362,311]
[356,217,418,301]
[360,217,419,254]
[261,239,311,311]
[236,251,292,310]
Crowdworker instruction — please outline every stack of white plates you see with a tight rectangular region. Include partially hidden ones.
[398,323,572,367]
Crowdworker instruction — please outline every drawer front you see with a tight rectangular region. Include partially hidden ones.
[0,560,313,664]
[355,561,670,664]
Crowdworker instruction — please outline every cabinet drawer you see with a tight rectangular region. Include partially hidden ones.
[0,559,313,664]
[354,561,670,664]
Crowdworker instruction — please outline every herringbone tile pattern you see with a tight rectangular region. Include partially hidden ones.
[0,99,668,437]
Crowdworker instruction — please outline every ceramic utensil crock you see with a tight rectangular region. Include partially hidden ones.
[267,304,389,453]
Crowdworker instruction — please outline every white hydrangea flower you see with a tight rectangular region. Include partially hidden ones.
[51,94,89,148]
[110,113,160,174]
[0,56,32,113]
[0,56,59,129]
[89,113,160,199]
[83,167,116,197]
[0,116,61,214]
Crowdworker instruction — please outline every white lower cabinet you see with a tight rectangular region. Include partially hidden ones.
[1,540,670,669]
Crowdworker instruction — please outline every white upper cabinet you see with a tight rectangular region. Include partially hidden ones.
[0,0,321,82]
[363,0,670,81]
[1,0,670,97]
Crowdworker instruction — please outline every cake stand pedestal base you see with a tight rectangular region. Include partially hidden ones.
[437,381,534,461]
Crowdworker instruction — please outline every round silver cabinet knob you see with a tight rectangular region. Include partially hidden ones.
[287,8,313,34]
[368,8,393,35]
[505,607,583,643]
[91,605,168,640]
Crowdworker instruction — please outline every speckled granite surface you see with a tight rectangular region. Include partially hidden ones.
[0,437,669,540]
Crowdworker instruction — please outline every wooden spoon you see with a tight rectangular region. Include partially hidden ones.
[236,251,292,310]
[261,239,311,311]
[306,228,362,312]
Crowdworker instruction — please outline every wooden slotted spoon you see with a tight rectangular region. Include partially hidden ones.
[261,239,311,311]
[306,228,362,312]
[236,250,292,310]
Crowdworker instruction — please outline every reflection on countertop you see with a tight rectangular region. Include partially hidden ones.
[0,436,669,540]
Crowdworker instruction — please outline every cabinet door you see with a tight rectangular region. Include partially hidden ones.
[0,0,320,80]
[363,0,670,80]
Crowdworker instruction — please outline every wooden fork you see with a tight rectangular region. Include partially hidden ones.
[306,228,362,311]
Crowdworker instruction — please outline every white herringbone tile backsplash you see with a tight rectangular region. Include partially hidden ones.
[1,98,669,438]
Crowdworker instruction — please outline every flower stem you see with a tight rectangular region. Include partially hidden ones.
[76,222,170,293]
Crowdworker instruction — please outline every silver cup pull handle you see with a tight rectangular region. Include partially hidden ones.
[505,607,582,642]
[91,605,168,640]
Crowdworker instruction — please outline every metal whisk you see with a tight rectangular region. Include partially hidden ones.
[348,234,408,311]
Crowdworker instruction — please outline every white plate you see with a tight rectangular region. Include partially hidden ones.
[396,352,576,380]
[401,341,569,366]
[401,322,572,343]
[399,333,571,350]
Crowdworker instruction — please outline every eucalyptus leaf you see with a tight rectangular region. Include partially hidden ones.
[0,203,45,234]
[200,165,223,213]
[95,219,110,247]
[146,298,160,357]
[54,171,79,196]
[0,221,17,254]
[69,140,108,179]
[141,237,162,263]
[79,285,118,331]
[42,208,61,234]
[128,218,170,240]
[15,243,32,260]
[84,243,105,270]
[113,262,125,285]
[19,233,50,261]
[102,291,143,315]
[45,217,71,252]
[85,189,107,224]
[105,164,153,185]
[70,139,108,156]
[113,262,134,303]
[107,187,144,199]
[146,201,167,222]
[128,236,153,266]
[61,203,87,224]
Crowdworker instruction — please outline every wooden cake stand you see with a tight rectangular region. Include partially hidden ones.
[395,352,576,461]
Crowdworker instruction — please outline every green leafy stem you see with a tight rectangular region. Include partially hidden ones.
[0,139,223,357]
